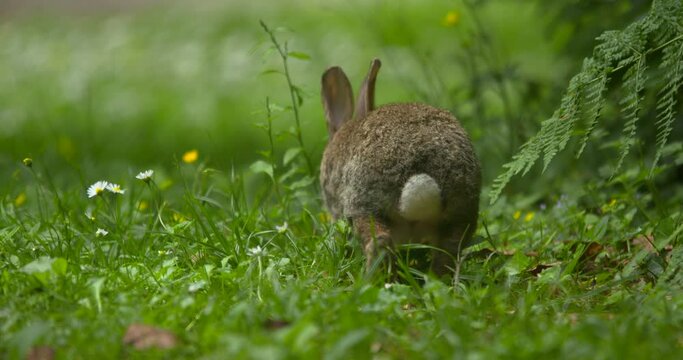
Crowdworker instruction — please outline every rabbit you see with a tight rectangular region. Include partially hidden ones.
[320,58,482,275]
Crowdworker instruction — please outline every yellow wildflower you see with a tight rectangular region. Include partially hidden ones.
[513,210,521,220]
[15,192,27,207]
[442,10,460,27]
[23,158,33,168]
[182,149,199,164]
[524,212,535,222]
[138,201,149,211]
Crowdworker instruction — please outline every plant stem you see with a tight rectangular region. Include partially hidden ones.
[265,97,281,198]
[260,20,315,176]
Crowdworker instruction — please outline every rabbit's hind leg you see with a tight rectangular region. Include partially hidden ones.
[352,216,392,271]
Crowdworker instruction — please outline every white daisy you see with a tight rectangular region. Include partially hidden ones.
[136,169,154,182]
[87,181,110,198]
[247,245,265,257]
[275,222,288,234]
[106,183,125,195]
[95,228,108,237]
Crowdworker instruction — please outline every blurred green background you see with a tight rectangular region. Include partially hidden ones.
[0,0,655,195]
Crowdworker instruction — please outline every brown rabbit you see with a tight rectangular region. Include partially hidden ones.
[320,59,481,275]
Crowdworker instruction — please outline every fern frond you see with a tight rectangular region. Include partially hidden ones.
[543,61,612,171]
[489,0,683,203]
[650,0,683,36]
[576,69,608,158]
[614,55,647,175]
[488,133,542,202]
[651,40,683,174]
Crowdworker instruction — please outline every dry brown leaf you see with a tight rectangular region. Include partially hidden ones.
[466,248,494,259]
[263,319,290,330]
[501,248,516,256]
[583,242,603,260]
[528,262,561,276]
[632,235,656,253]
[26,346,54,360]
[123,323,178,350]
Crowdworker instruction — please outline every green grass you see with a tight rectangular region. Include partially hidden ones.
[4,149,683,359]
[2,1,683,359]
[4,156,683,359]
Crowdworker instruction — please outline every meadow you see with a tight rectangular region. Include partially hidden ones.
[1,0,683,358]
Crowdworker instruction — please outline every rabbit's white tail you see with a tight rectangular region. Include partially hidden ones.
[399,174,442,222]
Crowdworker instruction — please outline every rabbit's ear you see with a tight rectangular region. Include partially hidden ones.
[355,58,381,121]
[322,66,354,136]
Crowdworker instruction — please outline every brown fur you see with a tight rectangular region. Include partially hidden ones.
[321,60,481,275]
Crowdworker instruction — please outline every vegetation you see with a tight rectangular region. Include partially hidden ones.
[1,0,682,358]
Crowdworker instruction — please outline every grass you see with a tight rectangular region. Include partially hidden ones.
[2,1,683,359]
[4,150,683,359]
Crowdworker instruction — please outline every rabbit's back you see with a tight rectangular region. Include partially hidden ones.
[321,103,481,223]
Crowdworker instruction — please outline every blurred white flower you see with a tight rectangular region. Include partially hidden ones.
[85,208,95,221]
[136,169,154,182]
[87,181,110,198]
[107,183,125,195]
[96,228,108,237]
[275,222,288,234]
[247,245,265,257]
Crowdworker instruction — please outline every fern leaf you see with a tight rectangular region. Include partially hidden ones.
[651,40,683,174]
[541,74,585,171]
[614,56,647,175]
[576,70,608,158]
[488,136,542,202]
[489,0,683,204]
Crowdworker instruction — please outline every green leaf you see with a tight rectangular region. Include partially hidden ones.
[283,147,302,166]
[90,277,105,313]
[325,329,369,360]
[288,51,311,61]
[51,258,67,276]
[21,257,55,275]
[292,86,305,107]
[504,252,530,277]
[289,176,315,189]
[260,68,283,76]
[250,160,274,179]
[268,102,286,113]
[21,257,67,286]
